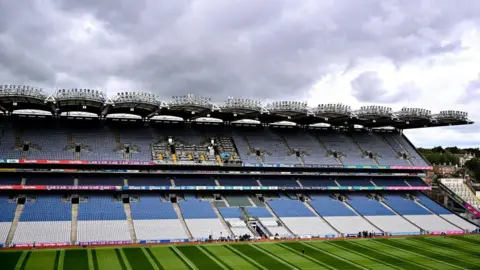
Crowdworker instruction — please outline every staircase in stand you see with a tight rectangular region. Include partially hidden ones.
[304,201,341,235]
[210,202,235,238]
[71,203,78,244]
[14,131,23,148]
[263,202,295,236]
[314,135,343,165]
[343,201,384,233]
[6,204,24,246]
[172,202,193,240]
[123,203,138,243]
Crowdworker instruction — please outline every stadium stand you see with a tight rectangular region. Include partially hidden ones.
[346,194,421,234]
[0,196,16,246]
[308,194,380,235]
[383,194,462,232]
[130,195,188,241]
[13,195,71,244]
[267,198,337,237]
[441,179,480,210]
[416,194,478,231]
[218,207,253,237]
[0,95,477,246]
[178,199,229,239]
[77,195,131,243]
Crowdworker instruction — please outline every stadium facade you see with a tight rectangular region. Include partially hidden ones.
[0,84,478,248]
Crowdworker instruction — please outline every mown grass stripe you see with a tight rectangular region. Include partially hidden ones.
[123,248,154,270]
[277,243,336,270]
[372,239,463,270]
[230,244,290,269]
[199,246,232,270]
[282,242,361,270]
[335,240,425,270]
[91,249,99,270]
[412,237,480,258]
[114,249,127,270]
[453,236,480,245]
[0,251,23,270]
[324,241,401,270]
[58,250,65,270]
[170,246,196,270]
[223,245,265,270]
[18,251,31,270]
[177,245,222,269]
[302,242,368,270]
[64,250,89,270]
[145,248,164,270]
[14,251,28,270]
[252,244,299,269]
[53,251,60,270]
[379,239,479,269]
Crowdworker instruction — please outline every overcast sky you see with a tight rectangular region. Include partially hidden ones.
[1,0,480,148]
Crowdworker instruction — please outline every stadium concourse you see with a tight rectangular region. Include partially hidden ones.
[0,86,478,248]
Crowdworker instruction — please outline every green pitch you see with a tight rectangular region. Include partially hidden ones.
[2,235,480,270]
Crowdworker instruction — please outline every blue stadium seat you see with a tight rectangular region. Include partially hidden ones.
[309,195,356,217]
[78,195,126,221]
[245,207,272,218]
[347,194,395,216]
[267,199,315,217]
[218,207,243,218]
[20,195,71,222]
[383,195,431,215]
[178,200,217,219]
[130,196,177,219]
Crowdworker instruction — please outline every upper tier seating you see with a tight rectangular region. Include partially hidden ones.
[336,178,373,186]
[25,175,74,186]
[174,177,217,186]
[372,179,409,186]
[0,176,21,185]
[278,130,339,165]
[130,196,187,241]
[299,178,338,187]
[441,180,480,210]
[13,195,71,244]
[317,131,374,165]
[78,175,124,186]
[232,129,300,165]
[383,133,429,166]
[127,176,171,186]
[406,178,428,186]
[217,178,258,186]
[352,132,409,166]
[0,196,16,245]
[77,195,131,243]
[1,123,430,167]
[259,178,299,187]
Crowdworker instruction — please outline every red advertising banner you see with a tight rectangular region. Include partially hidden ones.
[15,242,71,248]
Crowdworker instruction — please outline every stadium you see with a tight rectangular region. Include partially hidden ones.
[0,85,480,270]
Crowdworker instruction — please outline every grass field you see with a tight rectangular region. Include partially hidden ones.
[2,235,480,270]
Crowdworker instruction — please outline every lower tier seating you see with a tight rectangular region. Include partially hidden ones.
[77,220,131,243]
[440,215,478,231]
[0,223,12,246]
[133,219,188,241]
[281,217,337,237]
[225,218,254,237]
[324,216,380,235]
[13,221,71,244]
[364,216,420,234]
[402,215,462,232]
[185,218,228,239]
[258,218,292,237]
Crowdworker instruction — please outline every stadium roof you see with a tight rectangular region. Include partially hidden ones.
[0,84,473,129]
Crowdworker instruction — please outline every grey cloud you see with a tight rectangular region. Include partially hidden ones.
[458,74,480,104]
[0,0,480,102]
[350,71,416,103]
